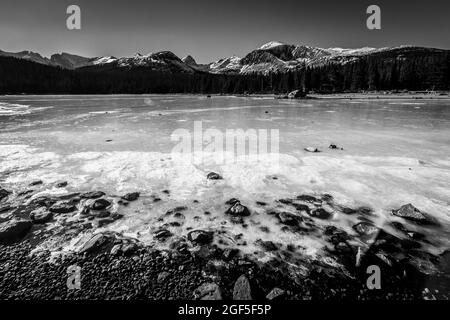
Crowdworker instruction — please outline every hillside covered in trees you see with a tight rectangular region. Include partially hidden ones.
[1,46,449,95]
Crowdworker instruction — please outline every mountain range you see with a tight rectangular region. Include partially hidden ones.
[2,41,448,75]
[1,41,449,94]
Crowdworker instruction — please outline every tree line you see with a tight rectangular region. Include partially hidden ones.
[1,49,449,95]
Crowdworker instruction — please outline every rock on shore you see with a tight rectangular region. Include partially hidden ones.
[30,207,53,224]
[0,185,449,300]
[225,200,251,217]
[0,219,32,243]
[233,275,252,300]
[392,204,434,224]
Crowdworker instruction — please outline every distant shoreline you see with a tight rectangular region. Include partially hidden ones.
[308,92,450,100]
[1,92,450,100]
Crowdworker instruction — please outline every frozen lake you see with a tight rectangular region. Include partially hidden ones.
[1,94,449,259]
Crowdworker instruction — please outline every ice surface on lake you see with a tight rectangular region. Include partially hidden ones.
[1,95,449,257]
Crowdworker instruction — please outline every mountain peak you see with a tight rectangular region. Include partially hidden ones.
[132,52,144,58]
[182,55,197,66]
[0,49,53,66]
[259,41,287,50]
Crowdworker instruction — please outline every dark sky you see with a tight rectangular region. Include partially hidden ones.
[1,0,449,63]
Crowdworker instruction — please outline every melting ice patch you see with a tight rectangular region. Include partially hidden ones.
[1,144,449,221]
[0,102,52,116]
[0,102,30,115]
[2,144,450,258]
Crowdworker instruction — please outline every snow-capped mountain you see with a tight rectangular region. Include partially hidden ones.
[1,42,448,77]
[205,41,450,75]
[1,43,448,94]
[208,56,242,74]
[259,41,286,50]
[50,53,117,69]
[96,51,196,73]
[1,49,198,73]
[91,56,117,65]
[218,41,381,74]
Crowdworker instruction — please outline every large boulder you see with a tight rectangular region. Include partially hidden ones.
[194,283,223,300]
[266,287,285,300]
[206,172,223,180]
[392,204,433,224]
[277,212,301,226]
[49,201,76,214]
[309,208,332,219]
[188,230,214,245]
[90,198,111,210]
[225,202,251,217]
[406,253,440,276]
[329,144,344,150]
[109,241,138,256]
[353,222,379,237]
[29,196,56,208]
[121,192,140,202]
[80,191,105,199]
[30,207,53,224]
[79,233,113,254]
[304,147,321,153]
[0,219,32,243]
[233,275,252,300]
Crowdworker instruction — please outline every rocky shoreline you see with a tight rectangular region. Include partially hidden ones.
[1,182,449,300]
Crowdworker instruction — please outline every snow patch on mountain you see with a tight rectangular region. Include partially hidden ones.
[209,56,242,74]
[50,53,118,69]
[259,41,286,50]
[92,56,117,65]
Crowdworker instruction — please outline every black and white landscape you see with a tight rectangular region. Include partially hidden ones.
[1,0,450,303]
[1,42,449,94]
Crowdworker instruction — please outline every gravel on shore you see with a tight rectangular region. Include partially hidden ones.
[1,238,448,300]
[1,186,449,300]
